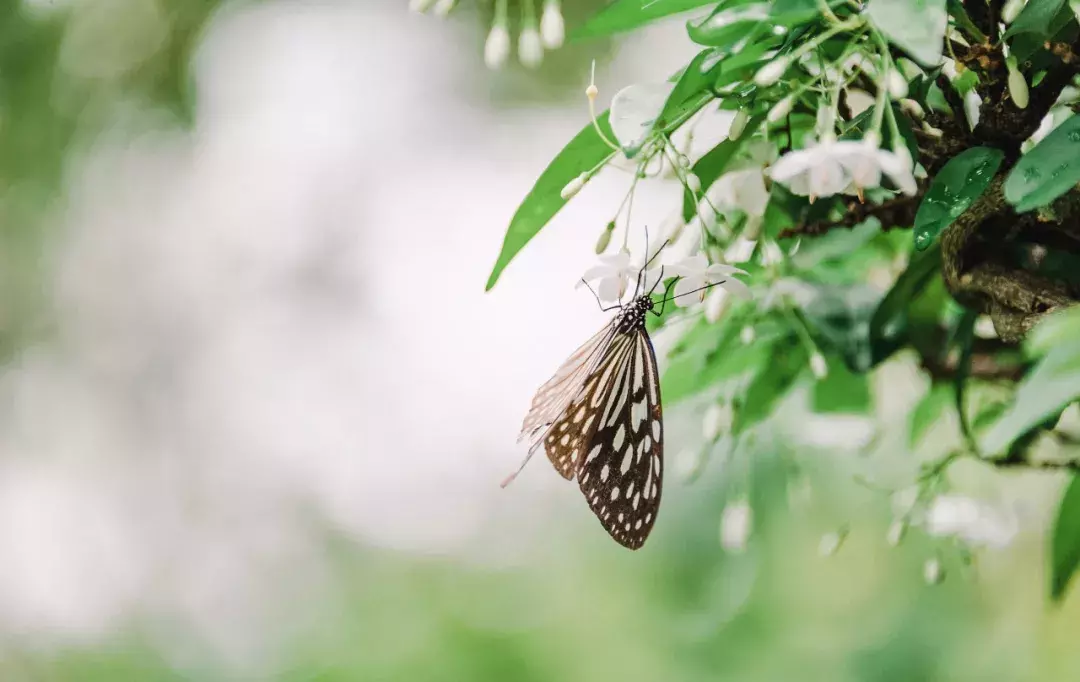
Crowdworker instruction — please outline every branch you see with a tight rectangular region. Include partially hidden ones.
[920,349,1027,382]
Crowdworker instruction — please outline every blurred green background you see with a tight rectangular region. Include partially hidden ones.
[2,1,1080,680]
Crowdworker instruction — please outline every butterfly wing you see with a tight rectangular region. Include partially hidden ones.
[537,330,637,479]
[575,328,663,549]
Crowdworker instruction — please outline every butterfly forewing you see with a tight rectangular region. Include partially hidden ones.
[575,329,663,549]
[518,321,616,447]
[539,332,637,479]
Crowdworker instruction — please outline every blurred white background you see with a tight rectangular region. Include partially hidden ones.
[0,0,701,668]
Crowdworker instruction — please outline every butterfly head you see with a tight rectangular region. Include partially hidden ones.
[614,294,654,333]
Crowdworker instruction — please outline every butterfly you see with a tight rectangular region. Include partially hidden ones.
[502,250,725,549]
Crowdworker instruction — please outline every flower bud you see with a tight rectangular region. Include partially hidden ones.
[702,403,729,441]
[484,23,511,70]
[518,26,544,69]
[720,500,752,553]
[540,1,565,49]
[432,0,456,16]
[560,172,588,200]
[586,83,598,99]
[818,528,848,557]
[886,520,907,547]
[766,95,795,124]
[1002,0,1025,23]
[1007,62,1029,109]
[595,221,614,254]
[923,557,945,585]
[686,172,702,193]
[900,99,925,119]
[409,0,437,12]
[705,287,731,323]
[728,108,750,141]
[754,57,790,87]
[740,325,755,345]
[810,352,828,380]
[886,69,908,99]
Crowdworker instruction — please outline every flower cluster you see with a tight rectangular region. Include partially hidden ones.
[769,133,917,203]
[578,252,749,308]
[411,0,564,69]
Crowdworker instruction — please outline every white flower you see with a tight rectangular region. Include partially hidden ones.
[667,255,750,307]
[809,352,828,379]
[768,137,850,200]
[578,252,659,304]
[711,169,770,217]
[720,500,752,553]
[518,26,544,68]
[540,0,564,49]
[833,136,918,199]
[484,23,511,70]
[924,494,1019,549]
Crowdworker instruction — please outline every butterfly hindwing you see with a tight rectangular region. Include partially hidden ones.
[575,329,663,549]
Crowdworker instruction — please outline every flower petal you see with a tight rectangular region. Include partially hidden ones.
[597,275,623,303]
[720,276,752,299]
[609,83,675,153]
[879,151,918,196]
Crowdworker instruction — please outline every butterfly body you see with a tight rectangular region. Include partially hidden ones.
[512,293,664,550]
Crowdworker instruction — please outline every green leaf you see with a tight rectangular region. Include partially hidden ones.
[1051,475,1080,601]
[770,0,843,24]
[869,243,942,364]
[979,340,1080,455]
[575,0,720,38]
[686,6,767,47]
[681,114,766,220]
[909,384,953,448]
[811,355,873,413]
[1027,304,1080,356]
[485,113,615,290]
[733,336,807,433]
[947,0,988,41]
[1005,0,1066,37]
[913,146,1004,251]
[1009,7,1078,59]
[1004,114,1080,214]
[866,0,948,66]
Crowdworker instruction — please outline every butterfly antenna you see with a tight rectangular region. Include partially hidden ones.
[656,279,728,306]
[634,224,650,299]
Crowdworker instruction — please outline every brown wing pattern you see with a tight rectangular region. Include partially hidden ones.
[575,330,663,549]
[536,333,636,479]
